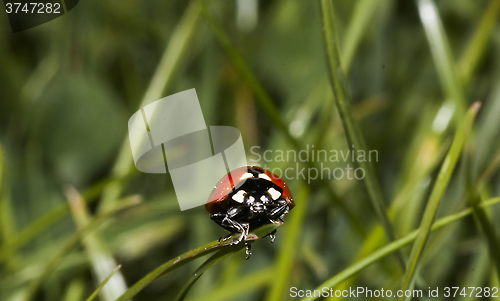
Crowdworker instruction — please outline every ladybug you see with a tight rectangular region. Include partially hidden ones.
[206,166,294,259]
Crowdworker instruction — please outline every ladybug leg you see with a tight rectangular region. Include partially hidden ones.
[219,216,249,245]
[268,229,276,243]
[212,206,250,245]
[245,243,252,260]
[229,220,249,245]
[268,199,289,221]
[218,233,233,243]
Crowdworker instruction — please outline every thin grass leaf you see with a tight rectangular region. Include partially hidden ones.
[320,0,404,267]
[98,0,202,212]
[417,0,467,119]
[67,187,130,301]
[0,174,133,263]
[341,0,381,72]
[265,186,310,301]
[199,0,365,236]
[22,196,141,301]
[466,150,500,279]
[399,102,480,299]
[86,265,122,301]
[115,223,282,301]
[198,0,292,146]
[420,148,500,275]
[458,0,500,84]
[301,196,500,301]
[468,202,500,279]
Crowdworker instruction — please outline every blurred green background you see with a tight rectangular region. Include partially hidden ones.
[1,0,500,300]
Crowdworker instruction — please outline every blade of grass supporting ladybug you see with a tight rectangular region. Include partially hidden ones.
[341,0,381,72]
[175,246,242,301]
[300,196,500,301]
[458,0,500,84]
[115,223,281,301]
[398,103,480,300]
[198,0,366,237]
[86,265,123,301]
[265,186,310,301]
[22,195,141,301]
[319,0,405,267]
[417,0,466,119]
[185,268,273,301]
[98,0,202,212]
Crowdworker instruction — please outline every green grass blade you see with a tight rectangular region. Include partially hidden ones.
[458,0,500,84]
[300,196,500,301]
[98,0,202,211]
[341,0,381,71]
[417,0,467,118]
[466,150,500,279]
[23,196,141,301]
[115,223,281,301]
[86,265,122,301]
[0,175,133,264]
[67,187,129,301]
[320,0,403,266]
[265,186,310,301]
[198,0,293,146]
[399,103,480,299]
[468,204,500,279]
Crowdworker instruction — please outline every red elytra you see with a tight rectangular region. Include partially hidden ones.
[205,166,294,215]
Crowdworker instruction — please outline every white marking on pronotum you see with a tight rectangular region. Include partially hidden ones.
[240,172,253,180]
[232,190,246,203]
[268,187,281,200]
[258,173,272,181]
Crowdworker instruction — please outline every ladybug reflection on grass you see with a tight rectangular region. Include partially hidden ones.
[206,166,294,259]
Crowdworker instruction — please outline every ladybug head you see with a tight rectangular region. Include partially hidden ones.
[230,174,284,214]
